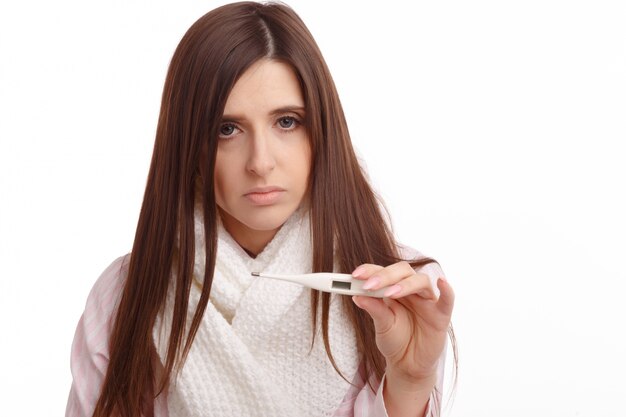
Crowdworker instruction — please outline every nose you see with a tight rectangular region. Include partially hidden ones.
[245,128,276,177]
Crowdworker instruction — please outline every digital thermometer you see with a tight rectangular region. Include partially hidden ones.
[251,272,390,298]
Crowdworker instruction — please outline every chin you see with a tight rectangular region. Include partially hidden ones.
[241,205,297,231]
[219,203,301,235]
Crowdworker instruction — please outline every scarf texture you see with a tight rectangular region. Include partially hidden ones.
[153,206,360,417]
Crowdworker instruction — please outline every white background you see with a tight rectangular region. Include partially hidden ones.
[1,1,625,415]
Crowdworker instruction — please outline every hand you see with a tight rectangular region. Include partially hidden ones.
[351,262,454,385]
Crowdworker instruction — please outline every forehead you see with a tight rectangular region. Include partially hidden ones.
[223,59,305,114]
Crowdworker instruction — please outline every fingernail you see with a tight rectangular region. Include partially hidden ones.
[383,284,402,298]
[352,266,365,277]
[362,276,380,290]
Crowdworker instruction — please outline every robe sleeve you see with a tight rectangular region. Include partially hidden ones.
[65,255,128,417]
[332,348,446,417]
[65,254,170,417]
[333,245,448,417]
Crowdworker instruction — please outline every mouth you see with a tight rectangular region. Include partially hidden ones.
[244,186,286,205]
[245,186,285,194]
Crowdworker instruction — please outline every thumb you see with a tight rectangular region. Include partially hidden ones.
[352,296,395,334]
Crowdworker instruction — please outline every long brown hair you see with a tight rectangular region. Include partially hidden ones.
[93,2,456,416]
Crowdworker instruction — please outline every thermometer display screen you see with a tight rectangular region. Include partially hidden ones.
[331,280,351,290]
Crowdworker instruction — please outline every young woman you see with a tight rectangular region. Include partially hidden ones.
[66,2,455,416]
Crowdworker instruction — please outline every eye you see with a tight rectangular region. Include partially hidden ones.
[218,123,239,138]
[278,116,298,129]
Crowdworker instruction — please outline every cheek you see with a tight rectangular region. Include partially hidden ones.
[213,159,229,207]
[295,143,312,190]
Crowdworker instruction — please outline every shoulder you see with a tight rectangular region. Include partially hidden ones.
[75,253,132,354]
[83,254,131,323]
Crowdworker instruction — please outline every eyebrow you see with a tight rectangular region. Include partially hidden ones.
[222,105,306,122]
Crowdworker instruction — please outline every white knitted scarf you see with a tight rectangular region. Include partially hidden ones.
[153,206,360,417]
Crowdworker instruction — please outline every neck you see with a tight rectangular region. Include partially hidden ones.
[218,209,280,257]
[233,228,278,258]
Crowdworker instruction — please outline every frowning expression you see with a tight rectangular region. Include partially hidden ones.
[213,59,311,253]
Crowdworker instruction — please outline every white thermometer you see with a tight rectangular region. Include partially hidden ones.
[251,272,390,298]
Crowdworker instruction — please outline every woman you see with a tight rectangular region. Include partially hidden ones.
[66,2,455,416]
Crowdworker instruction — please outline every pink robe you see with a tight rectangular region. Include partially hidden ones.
[65,254,444,416]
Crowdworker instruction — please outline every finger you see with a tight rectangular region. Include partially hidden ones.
[352,295,395,335]
[361,261,415,291]
[380,296,410,318]
[435,278,455,315]
[385,272,436,300]
[351,263,384,280]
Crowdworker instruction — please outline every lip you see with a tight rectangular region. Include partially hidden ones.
[244,186,286,205]
[245,186,286,194]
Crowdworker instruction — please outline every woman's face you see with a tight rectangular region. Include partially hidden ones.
[214,59,311,254]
